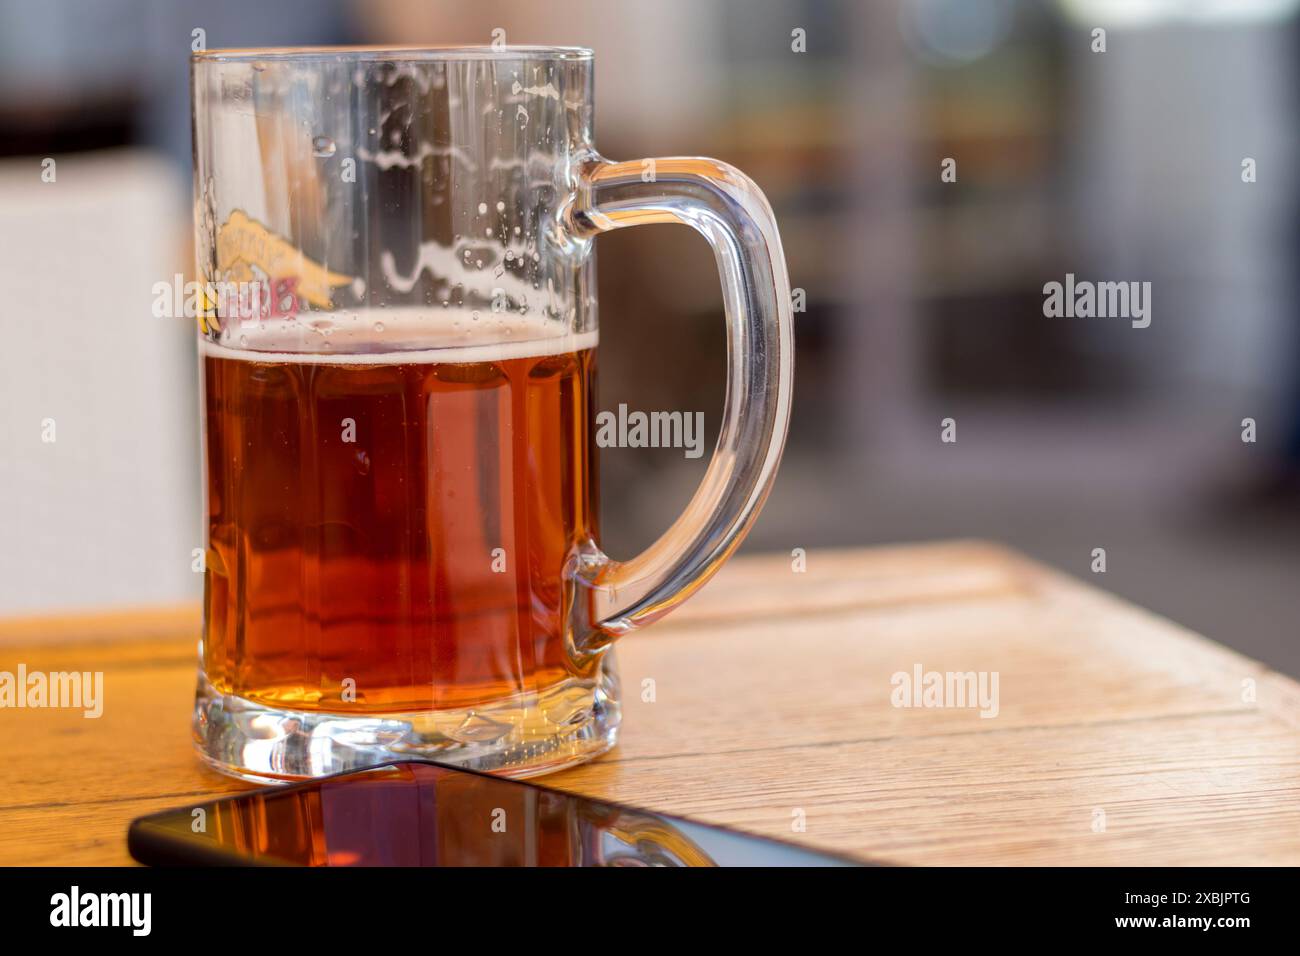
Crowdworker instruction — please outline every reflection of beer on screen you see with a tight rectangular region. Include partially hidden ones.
[200,311,598,714]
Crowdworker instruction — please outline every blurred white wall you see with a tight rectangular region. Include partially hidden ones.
[0,151,198,614]
[1070,20,1299,402]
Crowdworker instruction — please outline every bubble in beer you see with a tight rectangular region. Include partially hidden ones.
[312,136,337,158]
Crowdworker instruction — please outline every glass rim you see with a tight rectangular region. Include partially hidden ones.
[192,45,594,64]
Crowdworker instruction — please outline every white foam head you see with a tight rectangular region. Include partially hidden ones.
[199,308,597,364]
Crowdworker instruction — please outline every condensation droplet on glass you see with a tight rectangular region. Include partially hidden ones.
[495,201,505,213]
[513,226,521,236]
[516,105,528,125]
[312,136,337,158]
[486,227,493,236]
[239,335,248,347]
[471,311,480,321]
[374,322,385,332]
[477,202,488,215]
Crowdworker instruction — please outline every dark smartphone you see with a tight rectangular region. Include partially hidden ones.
[128,761,864,867]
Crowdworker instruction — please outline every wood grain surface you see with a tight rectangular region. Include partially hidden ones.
[1,541,1297,866]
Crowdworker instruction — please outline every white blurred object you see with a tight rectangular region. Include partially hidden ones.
[1059,0,1300,27]
[900,0,1017,66]
[0,150,198,615]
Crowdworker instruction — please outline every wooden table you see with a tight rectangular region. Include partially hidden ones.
[2,541,1297,866]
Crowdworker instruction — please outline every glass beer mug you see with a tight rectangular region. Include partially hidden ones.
[190,46,792,781]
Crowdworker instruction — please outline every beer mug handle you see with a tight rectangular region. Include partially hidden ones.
[566,156,794,659]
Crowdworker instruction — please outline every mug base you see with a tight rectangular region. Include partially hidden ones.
[191,654,620,784]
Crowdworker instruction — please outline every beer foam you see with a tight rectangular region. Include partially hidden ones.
[199,308,597,365]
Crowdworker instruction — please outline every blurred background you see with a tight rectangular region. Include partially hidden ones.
[1,0,1297,674]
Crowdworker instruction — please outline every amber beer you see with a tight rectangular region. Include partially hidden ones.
[201,314,598,715]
